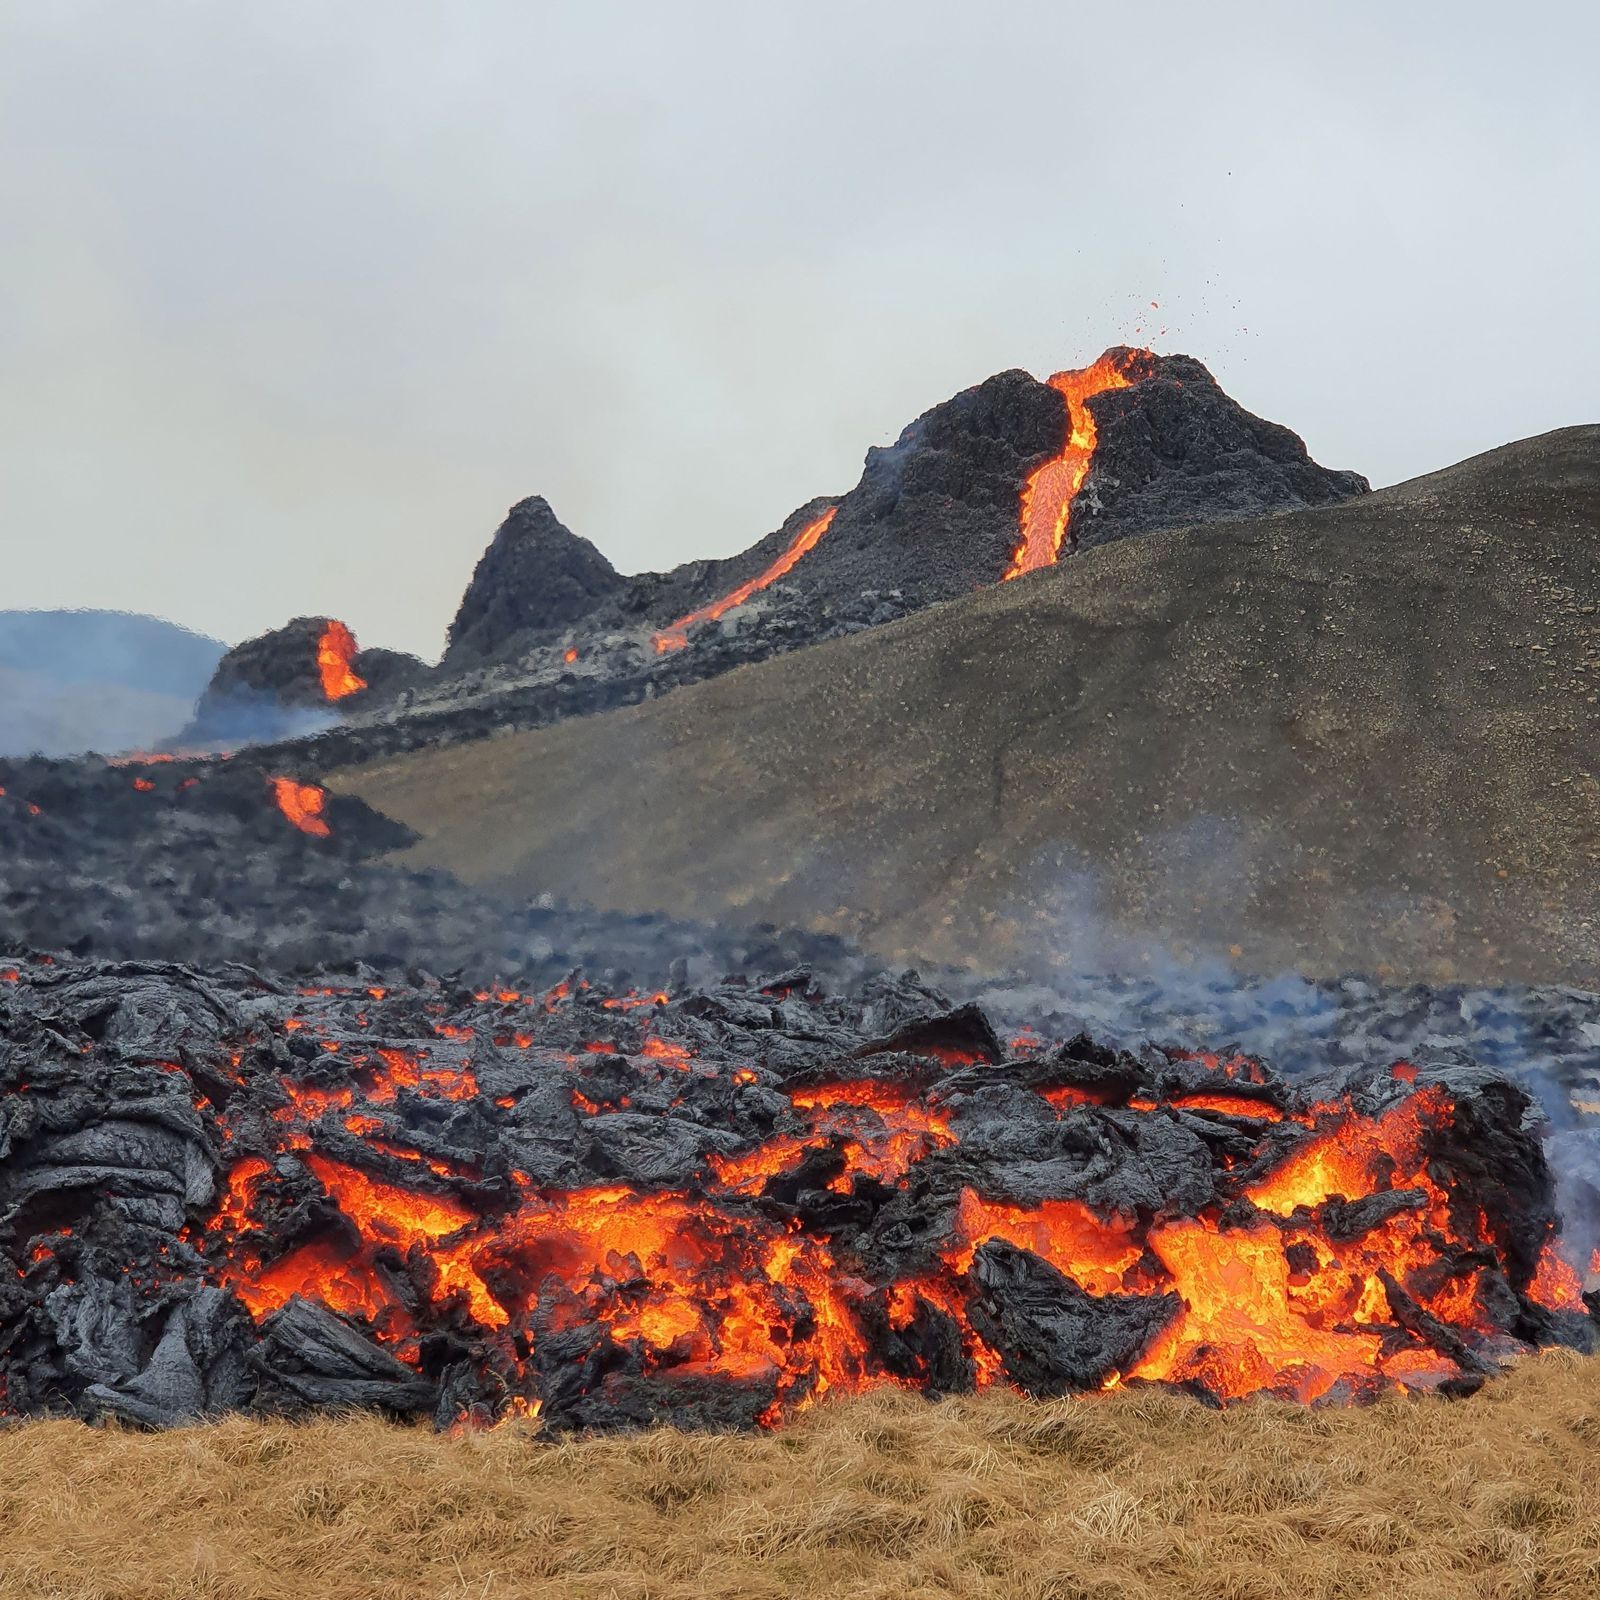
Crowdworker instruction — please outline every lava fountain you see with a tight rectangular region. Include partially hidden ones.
[316,620,367,700]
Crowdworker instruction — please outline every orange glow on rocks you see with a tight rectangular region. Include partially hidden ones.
[189,1054,1591,1413]
[1127,1219,1390,1401]
[1529,1238,1586,1313]
[0,945,1563,1432]
[654,506,838,653]
[1244,1090,1447,1217]
[938,1189,1142,1293]
[316,620,366,700]
[1163,1092,1285,1122]
[1005,349,1154,580]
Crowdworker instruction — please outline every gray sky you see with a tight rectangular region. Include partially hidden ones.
[4,2,1596,659]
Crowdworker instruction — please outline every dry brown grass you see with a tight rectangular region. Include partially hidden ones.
[4,1353,1600,1600]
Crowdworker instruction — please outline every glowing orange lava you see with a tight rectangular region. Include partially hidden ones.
[1529,1237,1586,1313]
[654,506,838,653]
[153,969,1588,1426]
[316,620,366,700]
[937,1189,1142,1292]
[1004,349,1154,580]
[270,777,331,838]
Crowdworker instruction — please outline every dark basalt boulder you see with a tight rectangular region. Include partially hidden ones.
[967,1240,1180,1395]
[445,496,625,665]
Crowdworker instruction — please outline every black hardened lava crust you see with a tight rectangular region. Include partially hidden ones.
[1,952,1593,1432]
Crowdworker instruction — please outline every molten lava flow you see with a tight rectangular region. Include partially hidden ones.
[938,1189,1142,1292]
[1004,349,1154,580]
[1127,1220,1389,1401]
[709,1079,957,1197]
[1244,1089,1448,1218]
[654,506,838,653]
[1528,1238,1587,1312]
[476,1188,870,1399]
[270,777,331,838]
[1162,1092,1284,1122]
[316,620,366,701]
[125,964,1589,1430]
[1120,1087,1502,1402]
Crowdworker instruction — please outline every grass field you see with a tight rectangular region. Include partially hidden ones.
[2,1353,1597,1599]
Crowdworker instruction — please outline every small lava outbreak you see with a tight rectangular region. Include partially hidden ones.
[655,506,839,653]
[316,620,367,701]
[1006,348,1155,579]
[269,776,332,838]
[1,954,1592,1433]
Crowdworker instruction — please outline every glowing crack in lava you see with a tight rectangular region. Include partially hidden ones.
[196,1059,1587,1416]
[654,505,838,653]
[1004,348,1155,580]
[6,950,1591,1433]
[316,620,367,700]
[270,776,331,838]
[184,989,1591,1421]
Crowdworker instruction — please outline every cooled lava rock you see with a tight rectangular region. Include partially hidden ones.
[0,952,1592,1432]
[444,496,626,666]
[0,752,856,986]
[652,351,1366,624]
[3,754,1599,1107]
[592,351,1366,637]
[633,366,1067,629]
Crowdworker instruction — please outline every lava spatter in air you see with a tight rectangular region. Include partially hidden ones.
[316,620,367,700]
[1005,349,1155,580]
[654,506,838,654]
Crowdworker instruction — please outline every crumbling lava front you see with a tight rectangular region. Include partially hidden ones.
[0,955,1593,1432]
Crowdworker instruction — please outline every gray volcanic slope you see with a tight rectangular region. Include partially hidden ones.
[338,427,1600,986]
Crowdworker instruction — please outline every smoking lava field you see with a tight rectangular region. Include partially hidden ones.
[3,347,1598,1600]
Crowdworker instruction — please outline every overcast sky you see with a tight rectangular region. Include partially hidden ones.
[3,2,1596,659]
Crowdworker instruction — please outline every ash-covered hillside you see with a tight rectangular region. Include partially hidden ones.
[347,426,1600,989]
